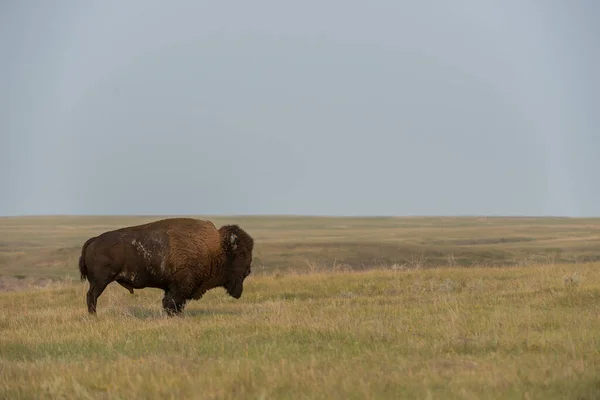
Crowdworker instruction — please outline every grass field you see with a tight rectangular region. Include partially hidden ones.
[1,216,599,399]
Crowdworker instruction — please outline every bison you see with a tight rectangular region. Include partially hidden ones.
[78,218,254,316]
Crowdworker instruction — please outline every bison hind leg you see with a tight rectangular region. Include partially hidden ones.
[86,281,110,315]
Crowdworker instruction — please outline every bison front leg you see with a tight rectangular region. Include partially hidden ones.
[162,289,187,317]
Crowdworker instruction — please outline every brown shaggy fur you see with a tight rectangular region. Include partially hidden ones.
[78,218,254,316]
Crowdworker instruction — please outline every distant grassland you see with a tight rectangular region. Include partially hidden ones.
[1,215,600,282]
[1,216,600,399]
[0,264,599,399]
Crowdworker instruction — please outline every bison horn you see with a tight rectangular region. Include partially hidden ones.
[230,233,238,250]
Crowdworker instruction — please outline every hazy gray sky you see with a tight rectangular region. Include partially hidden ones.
[2,1,599,217]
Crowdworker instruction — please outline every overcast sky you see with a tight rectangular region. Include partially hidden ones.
[1,1,599,217]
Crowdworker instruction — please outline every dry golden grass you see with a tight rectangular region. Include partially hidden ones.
[1,264,599,399]
[1,216,600,398]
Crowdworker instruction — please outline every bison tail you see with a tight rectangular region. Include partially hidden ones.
[79,236,96,282]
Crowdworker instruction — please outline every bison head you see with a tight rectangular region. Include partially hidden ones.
[220,225,254,299]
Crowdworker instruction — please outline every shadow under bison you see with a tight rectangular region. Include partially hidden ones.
[78,218,254,316]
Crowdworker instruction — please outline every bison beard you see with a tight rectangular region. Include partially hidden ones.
[226,279,244,299]
[78,218,254,316]
[227,267,251,299]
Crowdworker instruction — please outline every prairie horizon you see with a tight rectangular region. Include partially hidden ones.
[2,215,600,283]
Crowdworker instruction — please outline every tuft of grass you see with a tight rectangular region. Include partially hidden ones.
[1,263,600,399]
[563,272,582,289]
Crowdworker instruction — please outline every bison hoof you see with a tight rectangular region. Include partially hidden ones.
[164,308,184,317]
[162,297,186,317]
